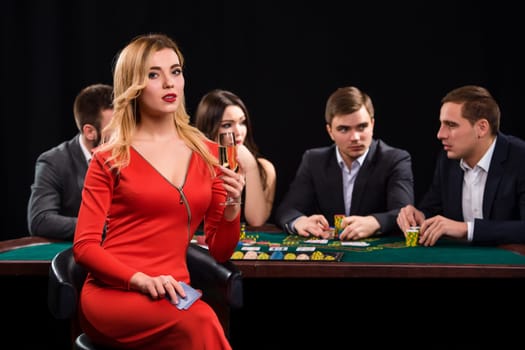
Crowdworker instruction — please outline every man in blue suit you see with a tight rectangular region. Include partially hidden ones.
[27,84,113,240]
[397,85,525,246]
[275,86,414,240]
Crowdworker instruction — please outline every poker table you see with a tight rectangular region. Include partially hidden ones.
[2,228,525,348]
[226,227,525,348]
[2,226,525,278]
[230,229,525,278]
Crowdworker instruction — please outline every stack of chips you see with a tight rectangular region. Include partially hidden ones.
[405,226,420,247]
[334,214,345,240]
[240,222,246,240]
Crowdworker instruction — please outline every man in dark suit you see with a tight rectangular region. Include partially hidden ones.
[27,84,113,240]
[275,86,414,240]
[397,85,525,246]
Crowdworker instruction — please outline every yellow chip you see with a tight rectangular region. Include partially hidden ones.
[231,251,244,259]
[257,252,270,260]
[284,253,296,260]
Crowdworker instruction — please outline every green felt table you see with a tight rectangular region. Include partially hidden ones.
[232,231,525,265]
[0,241,72,261]
[230,230,525,278]
[2,229,525,278]
[2,232,525,264]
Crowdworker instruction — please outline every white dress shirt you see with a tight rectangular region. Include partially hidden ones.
[336,146,368,216]
[460,138,496,241]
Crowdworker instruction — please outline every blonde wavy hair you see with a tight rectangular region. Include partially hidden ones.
[99,33,217,174]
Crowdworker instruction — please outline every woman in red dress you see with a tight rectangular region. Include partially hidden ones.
[73,33,244,349]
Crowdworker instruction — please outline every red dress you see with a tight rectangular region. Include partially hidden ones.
[73,141,239,349]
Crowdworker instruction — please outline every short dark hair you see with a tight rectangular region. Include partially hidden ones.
[325,86,374,125]
[441,85,500,135]
[73,84,113,131]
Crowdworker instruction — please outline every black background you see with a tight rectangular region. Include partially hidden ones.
[3,1,525,240]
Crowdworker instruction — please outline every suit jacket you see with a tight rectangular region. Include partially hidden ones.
[27,134,88,240]
[419,132,525,245]
[275,139,414,235]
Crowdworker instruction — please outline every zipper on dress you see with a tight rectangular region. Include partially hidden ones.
[176,186,192,242]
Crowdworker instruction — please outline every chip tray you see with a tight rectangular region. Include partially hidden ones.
[230,250,343,261]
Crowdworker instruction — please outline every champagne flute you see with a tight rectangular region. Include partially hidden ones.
[218,132,241,205]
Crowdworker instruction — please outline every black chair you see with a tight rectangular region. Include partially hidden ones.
[48,244,243,350]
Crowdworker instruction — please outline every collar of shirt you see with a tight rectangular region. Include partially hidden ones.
[79,134,92,164]
[459,136,497,173]
[335,145,368,171]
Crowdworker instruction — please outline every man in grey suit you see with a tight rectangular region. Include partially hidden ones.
[27,84,113,240]
[397,85,525,246]
[275,86,414,240]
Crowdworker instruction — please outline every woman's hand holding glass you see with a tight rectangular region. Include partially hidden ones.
[219,166,244,206]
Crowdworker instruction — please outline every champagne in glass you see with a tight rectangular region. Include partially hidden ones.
[218,132,240,205]
[218,133,238,171]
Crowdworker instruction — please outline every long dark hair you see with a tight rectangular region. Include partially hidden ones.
[194,89,268,189]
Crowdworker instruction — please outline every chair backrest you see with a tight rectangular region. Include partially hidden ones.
[186,243,243,309]
[48,247,86,320]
